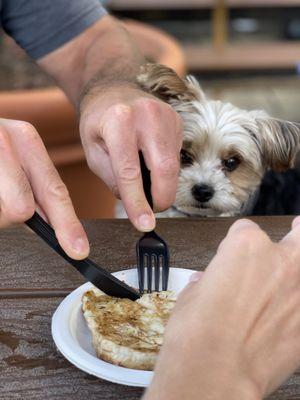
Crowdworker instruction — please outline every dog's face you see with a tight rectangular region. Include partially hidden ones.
[176,100,264,216]
[138,63,300,216]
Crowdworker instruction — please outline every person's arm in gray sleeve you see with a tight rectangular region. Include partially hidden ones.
[3,1,183,234]
[1,0,107,59]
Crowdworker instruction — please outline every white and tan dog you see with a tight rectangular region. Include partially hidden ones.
[117,63,300,218]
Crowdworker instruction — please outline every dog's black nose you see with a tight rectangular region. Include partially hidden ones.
[192,184,214,202]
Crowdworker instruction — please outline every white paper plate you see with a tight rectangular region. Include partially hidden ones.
[52,267,194,387]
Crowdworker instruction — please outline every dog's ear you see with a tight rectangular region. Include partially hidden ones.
[137,63,205,104]
[254,116,300,171]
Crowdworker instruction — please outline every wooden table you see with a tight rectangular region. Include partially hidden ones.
[0,217,300,399]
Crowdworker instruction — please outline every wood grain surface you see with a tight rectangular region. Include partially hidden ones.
[0,217,299,399]
[0,298,143,400]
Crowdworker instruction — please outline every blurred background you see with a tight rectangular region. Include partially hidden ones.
[1,0,300,218]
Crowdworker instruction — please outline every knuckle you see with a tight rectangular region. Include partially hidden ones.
[11,201,35,222]
[46,175,70,203]
[6,172,34,222]
[5,196,35,223]
[231,218,250,230]
[50,182,70,201]
[156,156,179,177]
[118,163,140,183]
[14,121,40,148]
[111,184,120,199]
[16,121,38,140]
[109,104,133,121]
[234,227,268,250]
[139,98,161,116]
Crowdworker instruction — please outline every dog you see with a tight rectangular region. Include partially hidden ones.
[131,63,300,218]
[116,63,300,218]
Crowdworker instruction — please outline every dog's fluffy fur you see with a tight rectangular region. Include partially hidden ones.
[135,63,300,217]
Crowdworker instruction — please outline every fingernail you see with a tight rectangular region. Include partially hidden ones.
[189,271,204,283]
[138,213,155,231]
[73,237,89,255]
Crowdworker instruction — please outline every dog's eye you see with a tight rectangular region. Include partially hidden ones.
[222,156,240,172]
[180,149,193,166]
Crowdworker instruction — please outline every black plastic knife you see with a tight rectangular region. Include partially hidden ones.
[25,212,140,300]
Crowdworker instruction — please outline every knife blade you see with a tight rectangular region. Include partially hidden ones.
[25,212,140,300]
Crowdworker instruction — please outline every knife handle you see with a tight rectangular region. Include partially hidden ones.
[139,151,153,210]
[25,211,65,256]
[25,212,140,300]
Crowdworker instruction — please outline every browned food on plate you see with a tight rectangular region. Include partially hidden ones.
[82,288,176,370]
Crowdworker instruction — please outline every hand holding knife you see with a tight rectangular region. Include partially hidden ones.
[25,212,140,300]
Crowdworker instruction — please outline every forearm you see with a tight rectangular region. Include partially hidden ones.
[38,15,145,107]
[144,378,260,400]
[144,316,260,400]
[143,365,260,400]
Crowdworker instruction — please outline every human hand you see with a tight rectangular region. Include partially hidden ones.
[0,118,89,259]
[79,85,182,231]
[145,218,300,400]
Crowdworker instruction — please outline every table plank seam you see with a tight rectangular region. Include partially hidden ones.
[0,288,73,298]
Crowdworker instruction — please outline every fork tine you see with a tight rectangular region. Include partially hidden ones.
[146,254,152,293]
[153,254,160,291]
[137,245,145,293]
[161,254,169,291]
[137,152,170,293]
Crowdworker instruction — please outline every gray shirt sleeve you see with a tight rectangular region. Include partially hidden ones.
[1,0,107,59]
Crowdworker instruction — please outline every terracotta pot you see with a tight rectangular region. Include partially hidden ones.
[0,21,186,219]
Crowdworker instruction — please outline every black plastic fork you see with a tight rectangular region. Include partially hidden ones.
[136,152,170,293]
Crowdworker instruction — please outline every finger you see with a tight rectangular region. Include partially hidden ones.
[140,103,182,210]
[9,122,89,259]
[84,141,120,198]
[0,127,35,227]
[279,216,300,256]
[226,218,260,237]
[102,104,155,231]
[217,218,265,258]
